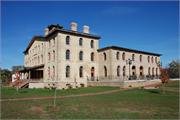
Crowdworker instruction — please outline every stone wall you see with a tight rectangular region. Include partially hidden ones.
[87,79,161,88]
[29,83,44,88]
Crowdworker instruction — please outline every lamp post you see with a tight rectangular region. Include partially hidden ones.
[157,61,162,67]
[126,58,132,80]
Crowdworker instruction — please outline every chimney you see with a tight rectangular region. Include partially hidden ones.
[83,25,89,34]
[44,28,49,35]
[71,22,77,31]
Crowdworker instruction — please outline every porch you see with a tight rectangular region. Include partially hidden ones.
[17,64,44,88]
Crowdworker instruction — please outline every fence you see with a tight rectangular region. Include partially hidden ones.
[87,75,160,82]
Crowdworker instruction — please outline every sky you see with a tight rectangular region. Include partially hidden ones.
[0,1,179,71]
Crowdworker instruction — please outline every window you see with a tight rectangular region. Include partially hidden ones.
[48,53,50,62]
[117,66,120,77]
[53,66,55,79]
[66,50,70,60]
[140,55,142,62]
[104,66,107,77]
[91,52,94,61]
[148,67,150,75]
[140,66,143,75]
[53,51,55,61]
[155,57,157,63]
[53,37,55,46]
[151,57,153,63]
[79,38,83,46]
[38,45,40,53]
[38,56,39,65]
[132,54,135,61]
[48,67,50,79]
[122,53,125,60]
[103,53,106,61]
[116,52,119,60]
[123,66,126,76]
[66,36,70,45]
[49,40,51,48]
[79,66,83,78]
[152,67,154,75]
[79,51,83,61]
[148,56,150,63]
[90,40,94,48]
[156,68,158,75]
[66,66,70,78]
[41,55,43,63]
[41,43,43,51]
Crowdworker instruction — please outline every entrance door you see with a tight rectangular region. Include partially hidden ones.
[132,66,136,75]
[91,67,94,81]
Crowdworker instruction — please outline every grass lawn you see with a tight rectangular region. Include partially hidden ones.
[1,86,121,99]
[156,80,179,88]
[1,88,179,119]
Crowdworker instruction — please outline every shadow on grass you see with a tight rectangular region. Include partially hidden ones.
[143,89,160,94]
[20,91,28,93]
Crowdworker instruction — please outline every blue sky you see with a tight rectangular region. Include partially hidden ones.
[1,1,179,71]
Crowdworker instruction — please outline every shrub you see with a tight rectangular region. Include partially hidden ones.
[128,85,132,87]
[68,85,72,89]
[80,83,85,87]
[76,86,78,88]
[62,88,65,90]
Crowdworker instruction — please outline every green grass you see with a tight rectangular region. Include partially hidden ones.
[156,80,179,88]
[1,86,121,99]
[1,88,179,119]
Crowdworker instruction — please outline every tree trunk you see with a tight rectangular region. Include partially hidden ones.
[163,82,165,95]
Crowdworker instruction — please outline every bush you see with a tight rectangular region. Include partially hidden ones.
[68,85,72,89]
[76,86,78,88]
[62,88,65,90]
[80,83,85,87]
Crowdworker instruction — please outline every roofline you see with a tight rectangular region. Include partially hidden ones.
[18,64,44,72]
[23,28,101,53]
[23,36,45,53]
[98,46,162,56]
[45,28,101,39]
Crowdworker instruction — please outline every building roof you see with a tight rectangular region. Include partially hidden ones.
[23,24,101,53]
[48,24,63,30]
[49,28,101,39]
[23,35,45,53]
[98,46,162,56]
[18,64,44,72]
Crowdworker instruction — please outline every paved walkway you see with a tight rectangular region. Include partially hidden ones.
[0,81,164,102]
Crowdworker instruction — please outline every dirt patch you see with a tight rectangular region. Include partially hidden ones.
[27,106,50,119]
[114,107,154,114]
[47,106,61,111]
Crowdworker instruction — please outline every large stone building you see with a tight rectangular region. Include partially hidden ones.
[20,23,161,89]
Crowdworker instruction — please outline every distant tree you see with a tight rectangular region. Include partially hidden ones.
[1,69,12,82]
[167,60,179,78]
[11,65,24,74]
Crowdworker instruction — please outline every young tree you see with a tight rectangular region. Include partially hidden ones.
[158,65,170,95]
[13,70,23,93]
